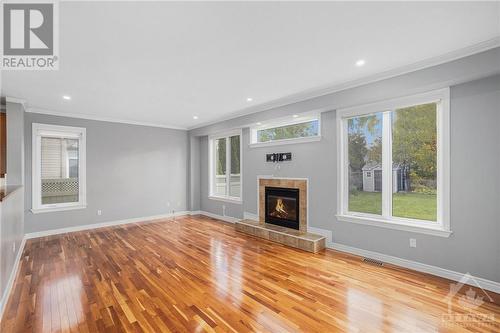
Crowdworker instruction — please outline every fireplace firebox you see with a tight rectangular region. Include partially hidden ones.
[265,186,300,230]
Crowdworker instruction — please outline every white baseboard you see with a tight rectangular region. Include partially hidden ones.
[330,242,500,294]
[24,211,190,239]
[0,237,26,321]
[308,226,334,248]
[243,211,258,221]
[190,210,240,224]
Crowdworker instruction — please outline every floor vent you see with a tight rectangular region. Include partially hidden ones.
[363,257,384,266]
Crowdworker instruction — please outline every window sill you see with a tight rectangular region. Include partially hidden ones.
[336,214,452,238]
[249,135,321,148]
[31,204,87,214]
[208,195,242,204]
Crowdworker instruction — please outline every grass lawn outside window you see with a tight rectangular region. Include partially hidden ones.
[348,191,437,221]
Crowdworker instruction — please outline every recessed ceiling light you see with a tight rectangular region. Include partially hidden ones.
[62,95,71,100]
[256,122,262,125]
[293,114,299,118]
[193,115,199,120]
[355,59,366,67]
[247,97,253,102]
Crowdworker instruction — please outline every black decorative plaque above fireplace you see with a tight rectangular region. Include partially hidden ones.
[265,186,300,230]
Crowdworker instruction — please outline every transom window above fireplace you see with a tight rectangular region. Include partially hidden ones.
[249,112,321,147]
[209,129,242,203]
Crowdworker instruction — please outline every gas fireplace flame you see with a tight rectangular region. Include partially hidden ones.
[274,198,288,218]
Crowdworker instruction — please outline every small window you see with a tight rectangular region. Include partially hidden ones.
[32,124,86,213]
[250,114,320,146]
[209,130,242,202]
[337,89,450,237]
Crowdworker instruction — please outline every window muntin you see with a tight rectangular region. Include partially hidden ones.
[209,130,242,201]
[32,124,86,213]
[337,89,450,235]
[256,119,319,143]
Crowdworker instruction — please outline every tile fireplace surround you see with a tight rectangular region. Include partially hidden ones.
[259,177,308,232]
[235,177,326,253]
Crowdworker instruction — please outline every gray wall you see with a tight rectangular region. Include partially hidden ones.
[0,187,24,310]
[6,102,25,186]
[192,52,500,282]
[0,102,25,313]
[24,113,189,233]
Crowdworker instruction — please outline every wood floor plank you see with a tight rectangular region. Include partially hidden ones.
[1,215,499,332]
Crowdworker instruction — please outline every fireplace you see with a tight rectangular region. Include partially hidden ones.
[265,186,300,230]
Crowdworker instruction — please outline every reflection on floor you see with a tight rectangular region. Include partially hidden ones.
[1,215,499,332]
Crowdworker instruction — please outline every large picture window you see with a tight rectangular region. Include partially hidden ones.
[209,130,242,202]
[32,123,87,213]
[337,89,450,236]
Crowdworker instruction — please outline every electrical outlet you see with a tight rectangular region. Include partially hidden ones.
[222,205,226,216]
[409,238,417,248]
[12,243,16,253]
[97,210,102,216]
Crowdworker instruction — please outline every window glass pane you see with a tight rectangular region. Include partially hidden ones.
[348,113,382,215]
[257,119,318,143]
[229,135,240,198]
[41,137,79,205]
[214,138,227,196]
[392,103,437,221]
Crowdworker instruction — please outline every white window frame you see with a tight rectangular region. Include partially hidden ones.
[208,129,243,204]
[249,112,321,147]
[336,88,451,237]
[31,123,87,214]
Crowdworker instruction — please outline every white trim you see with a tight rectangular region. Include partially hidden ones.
[27,107,187,131]
[381,111,392,218]
[208,129,243,201]
[189,210,240,224]
[32,123,87,213]
[208,195,242,205]
[249,135,321,148]
[31,204,87,214]
[243,211,259,221]
[307,226,334,248]
[329,242,500,294]
[24,211,191,239]
[336,88,451,236]
[0,237,26,320]
[5,96,27,106]
[188,37,500,131]
[336,214,452,237]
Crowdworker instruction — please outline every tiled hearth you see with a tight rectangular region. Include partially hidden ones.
[235,177,326,253]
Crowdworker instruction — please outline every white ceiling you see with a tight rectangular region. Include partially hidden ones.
[2,1,499,129]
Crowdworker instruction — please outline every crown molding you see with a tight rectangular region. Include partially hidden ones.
[26,107,188,130]
[188,37,500,131]
[5,96,27,106]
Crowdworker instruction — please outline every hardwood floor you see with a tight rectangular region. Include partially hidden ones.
[1,215,499,332]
